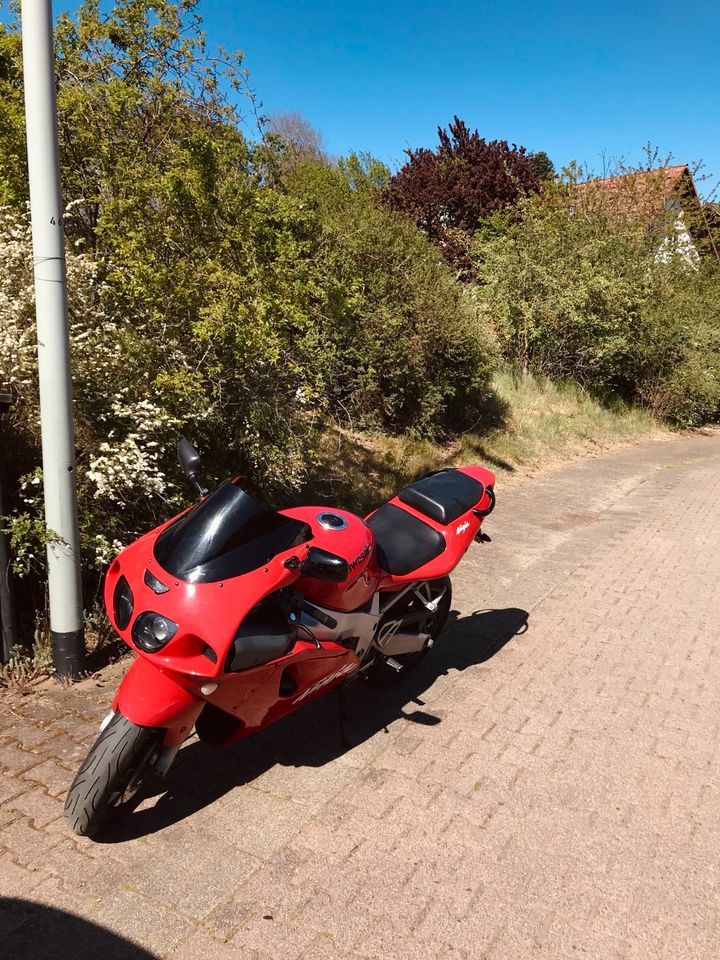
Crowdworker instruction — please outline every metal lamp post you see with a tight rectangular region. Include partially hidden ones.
[21,0,85,678]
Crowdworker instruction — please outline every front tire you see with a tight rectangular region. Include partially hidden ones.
[64,711,162,838]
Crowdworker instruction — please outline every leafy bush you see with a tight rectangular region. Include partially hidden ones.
[473,187,720,425]
[0,206,180,571]
[284,157,498,436]
[633,261,720,425]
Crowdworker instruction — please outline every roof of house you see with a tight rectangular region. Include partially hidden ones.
[573,164,720,260]
[573,164,696,229]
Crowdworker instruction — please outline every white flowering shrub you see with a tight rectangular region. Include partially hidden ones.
[86,398,180,503]
[0,209,41,393]
[0,207,185,575]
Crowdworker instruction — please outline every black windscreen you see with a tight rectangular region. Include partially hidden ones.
[153,481,311,583]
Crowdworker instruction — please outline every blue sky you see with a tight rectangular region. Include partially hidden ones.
[198,0,720,193]
[8,1,719,192]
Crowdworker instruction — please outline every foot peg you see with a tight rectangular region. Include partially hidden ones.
[386,657,403,672]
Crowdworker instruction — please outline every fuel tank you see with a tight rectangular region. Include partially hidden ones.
[281,506,380,612]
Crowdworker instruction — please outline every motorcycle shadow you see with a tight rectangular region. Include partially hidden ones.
[99,605,528,843]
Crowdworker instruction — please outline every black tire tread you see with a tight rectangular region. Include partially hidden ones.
[64,712,160,837]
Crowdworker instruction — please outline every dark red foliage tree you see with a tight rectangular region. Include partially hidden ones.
[381,117,541,274]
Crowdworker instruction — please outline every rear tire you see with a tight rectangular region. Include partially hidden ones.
[368,576,452,684]
[64,711,162,838]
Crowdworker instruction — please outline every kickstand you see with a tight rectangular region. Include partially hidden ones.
[337,682,351,750]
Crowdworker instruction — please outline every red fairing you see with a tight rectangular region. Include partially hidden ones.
[112,658,203,747]
[207,645,358,745]
[458,465,496,490]
[103,507,362,741]
[103,535,301,681]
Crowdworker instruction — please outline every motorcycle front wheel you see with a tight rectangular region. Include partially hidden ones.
[64,711,162,838]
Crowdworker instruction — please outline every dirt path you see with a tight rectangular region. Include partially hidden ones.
[2,433,720,959]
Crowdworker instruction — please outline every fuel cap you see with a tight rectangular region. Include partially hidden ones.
[316,512,349,531]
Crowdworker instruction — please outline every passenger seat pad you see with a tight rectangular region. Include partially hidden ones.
[398,469,484,525]
[366,503,445,576]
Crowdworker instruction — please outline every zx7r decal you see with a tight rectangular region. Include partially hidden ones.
[292,661,356,704]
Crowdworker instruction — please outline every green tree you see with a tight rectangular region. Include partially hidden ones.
[528,151,556,182]
[0,14,26,205]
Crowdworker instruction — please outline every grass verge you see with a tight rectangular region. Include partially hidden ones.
[300,369,667,513]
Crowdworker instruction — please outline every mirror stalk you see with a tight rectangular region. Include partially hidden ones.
[177,436,208,498]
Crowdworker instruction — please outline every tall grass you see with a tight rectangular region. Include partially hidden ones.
[480,370,663,471]
[301,370,666,512]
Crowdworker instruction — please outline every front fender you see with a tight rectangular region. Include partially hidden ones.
[112,657,203,747]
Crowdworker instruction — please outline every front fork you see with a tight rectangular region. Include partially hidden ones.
[106,656,205,773]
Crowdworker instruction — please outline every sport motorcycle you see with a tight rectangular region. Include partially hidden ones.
[64,439,495,836]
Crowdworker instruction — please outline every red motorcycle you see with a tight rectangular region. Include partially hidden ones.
[64,440,495,836]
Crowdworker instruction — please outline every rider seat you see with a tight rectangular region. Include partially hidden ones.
[366,503,445,576]
[397,469,484,525]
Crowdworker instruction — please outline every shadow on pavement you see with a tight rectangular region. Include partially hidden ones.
[98,606,529,843]
[0,898,158,960]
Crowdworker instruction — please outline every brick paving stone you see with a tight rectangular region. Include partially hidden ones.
[0,853,47,897]
[3,434,720,959]
[127,826,262,920]
[0,772,29,805]
[7,786,65,828]
[204,788,315,861]
[41,733,91,766]
[0,740,46,774]
[297,935,373,960]
[0,722,56,749]
[91,888,194,955]
[3,698,62,724]
[21,759,75,798]
[226,911,318,960]
[0,816,64,867]
[170,928,268,959]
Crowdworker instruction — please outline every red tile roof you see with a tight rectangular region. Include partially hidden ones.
[573,165,695,229]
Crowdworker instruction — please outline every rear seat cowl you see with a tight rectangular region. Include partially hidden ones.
[398,469,484,525]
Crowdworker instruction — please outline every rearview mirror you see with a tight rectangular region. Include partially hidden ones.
[299,546,349,583]
[177,436,207,496]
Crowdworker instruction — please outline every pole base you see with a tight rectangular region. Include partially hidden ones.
[52,628,85,680]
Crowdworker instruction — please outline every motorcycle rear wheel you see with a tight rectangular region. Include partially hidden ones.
[368,576,452,684]
[64,711,162,838]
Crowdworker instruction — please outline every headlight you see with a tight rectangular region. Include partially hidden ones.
[113,576,134,630]
[131,612,179,652]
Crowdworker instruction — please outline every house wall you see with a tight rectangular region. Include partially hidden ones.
[654,201,700,267]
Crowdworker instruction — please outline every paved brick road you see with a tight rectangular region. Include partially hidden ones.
[2,434,720,959]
